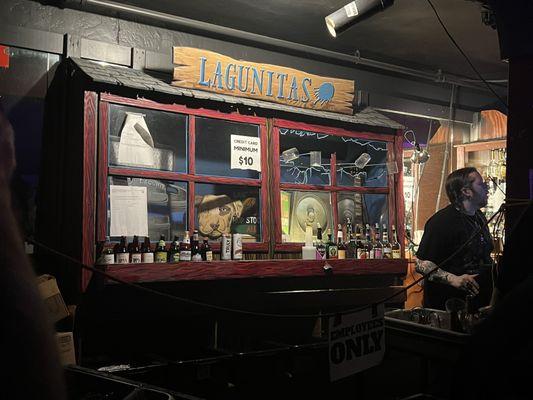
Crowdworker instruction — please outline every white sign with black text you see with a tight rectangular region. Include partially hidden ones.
[329,304,385,381]
[230,134,261,172]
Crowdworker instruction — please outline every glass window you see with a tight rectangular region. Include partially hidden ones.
[280,190,333,242]
[195,183,261,242]
[108,104,187,172]
[279,128,388,187]
[107,176,187,241]
[195,117,260,179]
[337,192,388,229]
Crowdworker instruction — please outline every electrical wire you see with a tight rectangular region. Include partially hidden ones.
[425,0,509,112]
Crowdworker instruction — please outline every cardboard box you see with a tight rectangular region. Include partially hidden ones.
[56,332,76,365]
[36,274,69,323]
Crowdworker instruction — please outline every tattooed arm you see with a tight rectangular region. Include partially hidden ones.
[416,258,480,296]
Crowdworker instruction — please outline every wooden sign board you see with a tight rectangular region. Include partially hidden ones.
[173,47,355,115]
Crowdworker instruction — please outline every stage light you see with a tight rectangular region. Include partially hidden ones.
[325,0,394,37]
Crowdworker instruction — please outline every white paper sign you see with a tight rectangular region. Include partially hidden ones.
[403,176,414,212]
[329,304,385,381]
[117,112,155,168]
[109,185,148,237]
[230,134,261,172]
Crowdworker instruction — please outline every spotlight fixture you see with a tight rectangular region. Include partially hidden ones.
[410,142,430,164]
[325,0,395,37]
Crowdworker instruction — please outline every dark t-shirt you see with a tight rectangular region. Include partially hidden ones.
[416,204,493,310]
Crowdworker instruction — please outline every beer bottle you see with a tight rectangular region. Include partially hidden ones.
[315,223,327,260]
[202,237,213,261]
[179,231,192,261]
[337,224,346,259]
[97,238,115,265]
[326,229,338,259]
[382,224,392,259]
[130,235,142,263]
[168,235,180,262]
[391,225,401,259]
[115,236,129,264]
[155,235,168,263]
[191,230,202,262]
[141,236,154,263]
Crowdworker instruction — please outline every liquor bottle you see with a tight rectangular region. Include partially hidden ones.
[326,229,338,259]
[130,235,142,263]
[373,223,383,259]
[337,224,346,259]
[365,224,374,259]
[179,231,192,261]
[168,235,180,262]
[391,225,401,259]
[154,235,168,263]
[347,226,357,259]
[141,236,154,263]
[202,237,213,261]
[382,224,392,259]
[191,230,202,261]
[97,239,115,265]
[315,223,327,260]
[345,217,353,243]
[115,236,129,264]
[355,225,366,259]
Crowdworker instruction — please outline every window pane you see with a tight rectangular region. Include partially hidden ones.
[195,117,260,179]
[108,177,187,241]
[337,192,389,229]
[195,183,261,242]
[278,128,389,187]
[279,129,331,185]
[108,104,187,172]
[280,190,333,242]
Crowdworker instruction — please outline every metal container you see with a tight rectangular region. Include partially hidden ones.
[232,233,242,260]
[221,234,232,260]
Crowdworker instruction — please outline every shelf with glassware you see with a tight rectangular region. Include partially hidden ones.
[455,139,506,256]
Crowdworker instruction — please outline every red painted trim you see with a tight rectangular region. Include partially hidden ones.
[279,183,389,193]
[272,126,282,244]
[330,152,338,232]
[188,181,195,233]
[100,93,265,124]
[387,141,395,234]
[108,167,262,186]
[104,258,408,283]
[273,118,395,142]
[259,124,269,244]
[188,116,196,232]
[394,130,406,257]
[97,101,109,243]
[81,92,98,291]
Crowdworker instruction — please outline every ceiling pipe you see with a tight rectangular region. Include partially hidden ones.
[41,0,502,92]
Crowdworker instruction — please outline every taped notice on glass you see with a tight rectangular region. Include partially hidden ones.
[329,303,385,381]
[117,112,155,168]
[109,185,148,237]
[230,134,261,172]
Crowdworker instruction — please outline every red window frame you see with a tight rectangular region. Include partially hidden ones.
[271,117,400,252]
[96,93,270,252]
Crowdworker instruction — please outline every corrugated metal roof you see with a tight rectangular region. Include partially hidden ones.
[71,57,404,130]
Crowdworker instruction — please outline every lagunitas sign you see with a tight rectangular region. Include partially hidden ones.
[172,47,355,115]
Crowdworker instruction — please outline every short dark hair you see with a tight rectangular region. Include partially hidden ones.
[445,167,478,207]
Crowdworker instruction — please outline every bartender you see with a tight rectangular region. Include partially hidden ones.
[415,167,494,310]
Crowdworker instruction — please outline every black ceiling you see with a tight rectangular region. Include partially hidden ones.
[115,0,508,81]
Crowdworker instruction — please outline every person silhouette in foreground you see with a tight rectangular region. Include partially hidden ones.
[0,103,67,399]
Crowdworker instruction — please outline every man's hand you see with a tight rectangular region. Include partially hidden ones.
[449,274,480,296]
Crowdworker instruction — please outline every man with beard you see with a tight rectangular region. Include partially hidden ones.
[415,167,494,310]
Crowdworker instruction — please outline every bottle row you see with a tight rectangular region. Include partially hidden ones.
[310,220,402,260]
[97,230,218,265]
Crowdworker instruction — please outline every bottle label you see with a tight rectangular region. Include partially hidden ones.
[192,253,202,262]
[155,252,168,263]
[232,234,243,260]
[131,253,142,263]
[368,249,375,259]
[180,250,192,261]
[392,249,401,259]
[221,236,232,260]
[338,250,346,259]
[116,253,129,264]
[374,249,382,259]
[205,251,213,261]
[357,249,366,259]
[142,253,154,263]
[327,245,338,259]
[383,248,392,258]
[316,248,326,260]
[171,252,180,262]
[102,254,115,264]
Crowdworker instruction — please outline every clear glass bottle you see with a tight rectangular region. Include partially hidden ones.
[179,231,192,261]
[337,224,346,259]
